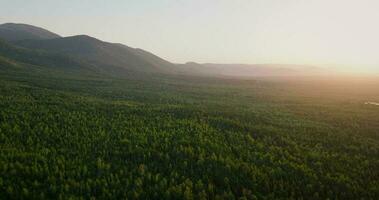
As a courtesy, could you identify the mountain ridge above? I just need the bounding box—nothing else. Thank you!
[13,33,176,74]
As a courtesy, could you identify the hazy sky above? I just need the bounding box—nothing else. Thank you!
[2,0,379,73]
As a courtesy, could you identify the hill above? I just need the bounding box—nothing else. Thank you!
[14,35,176,74]
[0,23,61,42]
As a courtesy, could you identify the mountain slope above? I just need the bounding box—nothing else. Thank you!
[0,23,61,42]
[14,35,176,73]
[0,39,95,73]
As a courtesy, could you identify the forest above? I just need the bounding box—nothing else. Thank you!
[0,67,378,199]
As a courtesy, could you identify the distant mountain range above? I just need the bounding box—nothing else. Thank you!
[177,62,328,77]
[0,23,326,77]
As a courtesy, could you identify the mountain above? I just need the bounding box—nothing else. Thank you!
[0,22,327,77]
[178,62,327,77]
[0,39,94,73]
[0,23,176,75]
[0,23,61,42]
[14,35,176,73]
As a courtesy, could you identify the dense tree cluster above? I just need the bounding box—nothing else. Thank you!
[0,70,378,199]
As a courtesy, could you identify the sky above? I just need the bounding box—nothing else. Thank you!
[1,0,379,74]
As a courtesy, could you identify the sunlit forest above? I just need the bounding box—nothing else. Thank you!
[1,67,378,199]
[1,0,379,198]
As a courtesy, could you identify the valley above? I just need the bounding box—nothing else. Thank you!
[0,23,378,199]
